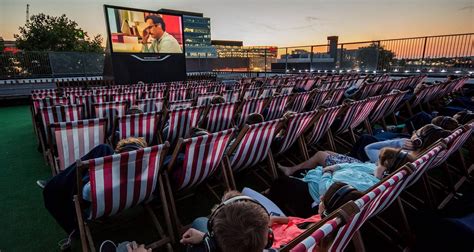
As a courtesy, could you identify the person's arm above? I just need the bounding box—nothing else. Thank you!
[180,228,206,245]
[365,139,407,163]
[270,216,289,225]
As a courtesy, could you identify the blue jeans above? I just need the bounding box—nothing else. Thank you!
[186,217,210,252]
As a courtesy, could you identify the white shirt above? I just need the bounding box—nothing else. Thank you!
[142,32,182,53]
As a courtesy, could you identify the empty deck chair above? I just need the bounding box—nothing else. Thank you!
[113,112,161,146]
[49,118,107,174]
[223,89,241,103]
[74,144,174,251]
[279,85,294,95]
[265,95,290,120]
[203,102,237,133]
[136,98,165,113]
[225,119,284,184]
[326,87,347,107]
[305,105,343,152]
[289,92,311,113]
[169,88,187,102]
[92,101,128,135]
[237,97,268,126]
[169,99,194,110]
[165,106,204,144]
[142,90,165,99]
[111,93,137,105]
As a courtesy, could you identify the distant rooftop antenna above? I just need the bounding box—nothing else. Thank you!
[26,4,30,23]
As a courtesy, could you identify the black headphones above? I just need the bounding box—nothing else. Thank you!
[205,195,274,251]
[412,125,443,148]
[322,184,357,217]
[385,150,409,177]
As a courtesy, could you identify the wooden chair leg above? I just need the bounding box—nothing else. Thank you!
[266,151,278,180]
[327,130,337,152]
[163,172,182,234]
[158,174,175,243]
[73,195,89,252]
[222,156,237,190]
[352,230,366,252]
[298,136,310,161]
[85,223,96,252]
[145,204,171,247]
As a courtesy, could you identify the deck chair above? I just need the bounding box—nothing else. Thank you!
[242,87,261,100]
[366,92,400,133]
[265,95,290,121]
[222,89,241,102]
[304,105,343,153]
[279,85,294,95]
[165,106,204,145]
[260,86,278,98]
[202,102,237,133]
[49,118,107,175]
[237,97,268,126]
[309,89,332,111]
[225,119,284,187]
[169,88,187,102]
[92,101,128,136]
[136,98,165,113]
[289,92,311,113]
[93,89,118,96]
[112,112,161,147]
[110,93,137,105]
[325,87,346,107]
[74,144,174,252]
[142,90,165,99]
[274,110,319,161]
[196,92,219,106]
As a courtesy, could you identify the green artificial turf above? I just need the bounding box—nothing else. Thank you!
[0,105,65,251]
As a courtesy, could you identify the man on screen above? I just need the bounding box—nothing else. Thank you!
[141,15,182,53]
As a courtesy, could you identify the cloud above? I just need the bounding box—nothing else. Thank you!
[305,16,321,22]
[459,5,473,11]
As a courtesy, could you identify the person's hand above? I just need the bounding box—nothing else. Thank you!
[126,241,151,252]
[141,30,150,44]
[402,139,415,150]
[323,165,338,173]
[180,228,205,245]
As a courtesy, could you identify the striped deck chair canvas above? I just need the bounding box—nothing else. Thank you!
[368,93,398,125]
[348,96,379,130]
[169,99,193,110]
[228,119,283,173]
[136,98,165,113]
[111,93,137,105]
[169,129,235,191]
[306,106,342,147]
[196,92,219,106]
[169,88,187,102]
[205,102,237,133]
[334,98,373,136]
[260,87,277,98]
[166,106,203,144]
[40,105,85,144]
[328,170,410,251]
[223,89,241,103]
[81,144,169,220]
[275,110,318,155]
[289,217,342,252]
[92,101,128,135]
[383,91,408,118]
[50,118,106,173]
[280,85,294,95]
[115,112,160,145]
[143,90,165,99]
[310,89,332,110]
[326,87,347,107]
[265,95,290,121]
[92,94,109,104]
[289,92,311,113]
[237,97,267,126]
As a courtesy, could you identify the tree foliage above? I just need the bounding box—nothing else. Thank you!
[356,43,395,70]
[14,13,104,53]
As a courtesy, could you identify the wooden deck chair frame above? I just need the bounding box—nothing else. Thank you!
[73,143,174,252]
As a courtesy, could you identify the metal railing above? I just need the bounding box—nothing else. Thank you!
[1,33,472,80]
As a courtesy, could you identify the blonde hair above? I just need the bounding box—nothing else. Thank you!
[115,137,147,153]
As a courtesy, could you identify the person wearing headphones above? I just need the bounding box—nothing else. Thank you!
[180,191,272,252]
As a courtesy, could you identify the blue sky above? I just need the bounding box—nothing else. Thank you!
[1,0,472,46]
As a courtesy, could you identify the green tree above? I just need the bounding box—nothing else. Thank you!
[14,13,103,52]
[356,43,395,70]
[0,37,4,51]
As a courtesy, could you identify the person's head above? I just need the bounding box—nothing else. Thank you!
[211,95,225,105]
[282,110,296,120]
[245,113,264,125]
[432,116,459,131]
[144,15,166,39]
[190,127,209,137]
[318,182,363,217]
[126,105,144,115]
[375,147,416,179]
[115,137,147,153]
[209,191,271,252]
[409,124,451,151]
[453,110,474,124]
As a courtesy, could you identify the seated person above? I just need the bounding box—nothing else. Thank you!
[40,138,147,237]
[210,95,225,105]
[432,116,460,131]
[453,110,474,125]
[273,147,415,217]
[272,110,297,147]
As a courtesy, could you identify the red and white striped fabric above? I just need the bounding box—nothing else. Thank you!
[290,217,342,252]
[40,104,85,143]
[169,88,187,102]
[276,110,318,155]
[349,96,379,130]
[196,92,219,106]
[260,87,277,98]
[265,95,290,121]
[32,97,69,116]
[187,86,207,100]
[368,93,397,124]
[142,90,165,99]
[280,85,294,95]
[325,87,346,107]
[310,89,332,110]
[86,144,168,219]
[136,98,165,113]
[334,98,373,135]
[243,87,261,99]
[329,170,409,251]
[306,106,342,146]
[93,89,118,96]
[383,91,408,118]
[223,89,241,103]
[93,101,128,119]
[117,112,160,145]
[229,119,283,172]
[111,93,137,105]
[166,106,203,144]
[410,86,432,108]
[290,92,311,113]
[52,118,107,172]
[169,99,193,110]
[31,89,57,97]
[205,102,237,133]
[431,125,472,169]
[171,129,235,191]
[91,95,109,104]
[405,144,444,188]
[238,97,267,126]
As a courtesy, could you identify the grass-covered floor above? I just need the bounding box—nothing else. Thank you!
[0,105,65,251]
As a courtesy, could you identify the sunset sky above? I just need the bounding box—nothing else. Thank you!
[1,0,473,47]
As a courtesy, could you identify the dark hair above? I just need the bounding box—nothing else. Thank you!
[432,116,459,131]
[454,110,474,125]
[323,182,363,214]
[379,147,416,175]
[245,113,264,125]
[212,191,269,252]
[145,15,166,31]
[414,124,451,150]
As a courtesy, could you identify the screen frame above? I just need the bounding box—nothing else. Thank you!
[103,4,186,55]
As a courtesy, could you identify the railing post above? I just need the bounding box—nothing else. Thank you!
[284,48,288,74]
[339,44,344,70]
[375,40,381,72]
[264,48,267,77]
[310,46,314,72]
[421,37,428,71]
